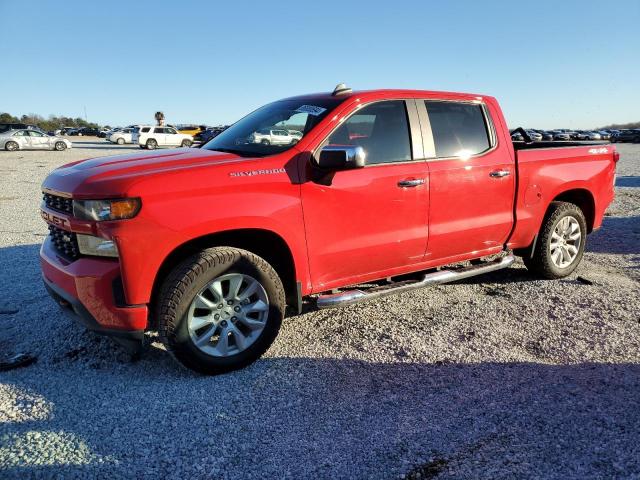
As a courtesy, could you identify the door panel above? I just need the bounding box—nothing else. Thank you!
[420,100,515,261]
[301,162,429,290]
[300,99,429,291]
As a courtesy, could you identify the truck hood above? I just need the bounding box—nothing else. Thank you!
[43,148,250,198]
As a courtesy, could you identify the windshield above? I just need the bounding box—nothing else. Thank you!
[202,98,344,157]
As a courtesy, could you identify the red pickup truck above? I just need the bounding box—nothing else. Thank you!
[40,85,618,374]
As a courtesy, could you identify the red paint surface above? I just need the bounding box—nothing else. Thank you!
[40,89,617,331]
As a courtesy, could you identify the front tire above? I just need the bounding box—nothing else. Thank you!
[5,141,19,151]
[181,139,192,147]
[157,247,285,375]
[54,141,66,151]
[116,138,125,145]
[523,201,587,279]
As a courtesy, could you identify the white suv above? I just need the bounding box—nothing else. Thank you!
[133,126,193,149]
[108,127,137,145]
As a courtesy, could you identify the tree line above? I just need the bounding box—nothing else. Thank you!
[0,112,103,131]
[597,121,640,130]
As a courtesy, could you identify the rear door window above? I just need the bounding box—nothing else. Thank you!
[424,101,491,158]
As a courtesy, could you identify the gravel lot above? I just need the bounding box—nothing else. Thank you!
[0,138,639,479]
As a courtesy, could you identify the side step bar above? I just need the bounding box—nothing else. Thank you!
[316,254,515,309]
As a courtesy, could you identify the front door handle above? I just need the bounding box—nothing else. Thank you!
[397,178,425,188]
[489,169,510,178]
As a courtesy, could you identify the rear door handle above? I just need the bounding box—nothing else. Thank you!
[397,178,425,188]
[489,170,510,178]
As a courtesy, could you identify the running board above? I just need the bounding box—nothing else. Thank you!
[316,254,515,309]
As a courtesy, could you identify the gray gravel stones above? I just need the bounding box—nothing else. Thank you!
[1,139,639,479]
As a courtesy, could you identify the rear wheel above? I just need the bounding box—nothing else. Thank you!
[261,139,270,145]
[54,141,66,151]
[5,141,19,151]
[157,247,285,375]
[146,138,158,150]
[523,201,587,279]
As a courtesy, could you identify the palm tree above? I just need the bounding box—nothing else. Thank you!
[155,111,165,126]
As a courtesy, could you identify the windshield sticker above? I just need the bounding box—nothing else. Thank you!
[295,105,327,116]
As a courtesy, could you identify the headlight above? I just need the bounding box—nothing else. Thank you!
[76,234,119,257]
[73,198,141,221]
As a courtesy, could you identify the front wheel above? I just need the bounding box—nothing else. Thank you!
[5,141,19,151]
[54,141,66,151]
[523,201,587,279]
[116,138,125,145]
[181,139,192,148]
[157,247,285,375]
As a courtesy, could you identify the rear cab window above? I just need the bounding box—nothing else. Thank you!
[424,101,492,158]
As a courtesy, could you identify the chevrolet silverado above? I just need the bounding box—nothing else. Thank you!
[40,84,618,374]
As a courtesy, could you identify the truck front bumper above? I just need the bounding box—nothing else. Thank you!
[40,238,148,353]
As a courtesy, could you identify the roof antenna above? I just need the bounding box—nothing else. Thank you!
[332,83,352,96]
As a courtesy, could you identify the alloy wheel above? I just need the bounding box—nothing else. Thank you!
[186,273,269,357]
[549,216,581,268]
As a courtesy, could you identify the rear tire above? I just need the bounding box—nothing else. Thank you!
[261,139,270,145]
[523,201,587,279]
[5,141,19,151]
[157,247,285,375]
[54,141,66,151]
[146,139,158,150]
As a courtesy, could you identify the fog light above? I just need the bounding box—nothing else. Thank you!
[77,234,119,258]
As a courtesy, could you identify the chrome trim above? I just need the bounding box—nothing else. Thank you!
[397,178,425,187]
[489,169,511,178]
[405,99,424,160]
[42,187,72,198]
[316,254,515,309]
[415,99,436,158]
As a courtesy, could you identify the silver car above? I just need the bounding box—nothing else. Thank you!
[1,129,72,151]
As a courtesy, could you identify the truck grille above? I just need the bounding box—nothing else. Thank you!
[43,192,73,214]
[48,225,80,261]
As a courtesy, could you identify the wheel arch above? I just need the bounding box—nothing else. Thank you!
[149,228,299,327]
[550,188,596,233]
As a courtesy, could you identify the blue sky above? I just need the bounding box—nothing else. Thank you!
[1,0,638,129]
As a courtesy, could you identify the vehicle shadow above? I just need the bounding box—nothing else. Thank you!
[587,215,640,255]
[616,176,640,188]
[2,357,639,479]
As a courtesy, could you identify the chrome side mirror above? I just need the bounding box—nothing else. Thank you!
[317,145,366,170]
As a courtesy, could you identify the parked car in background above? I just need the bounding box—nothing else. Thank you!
[69,127,100,136]
[194,126,228,145]
[611,129,640,143]
[1,129,72,151]
[249,128,299,145]
[574,131,602,140]
[108,127,137,145]
[97,128,113,138]
[525,130,543,141]
[132,126,193,149]
[552,131,572,141]
[177,125,207,136]
[538,130,554,141]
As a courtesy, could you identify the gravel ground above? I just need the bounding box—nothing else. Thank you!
[0,138,639,479]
